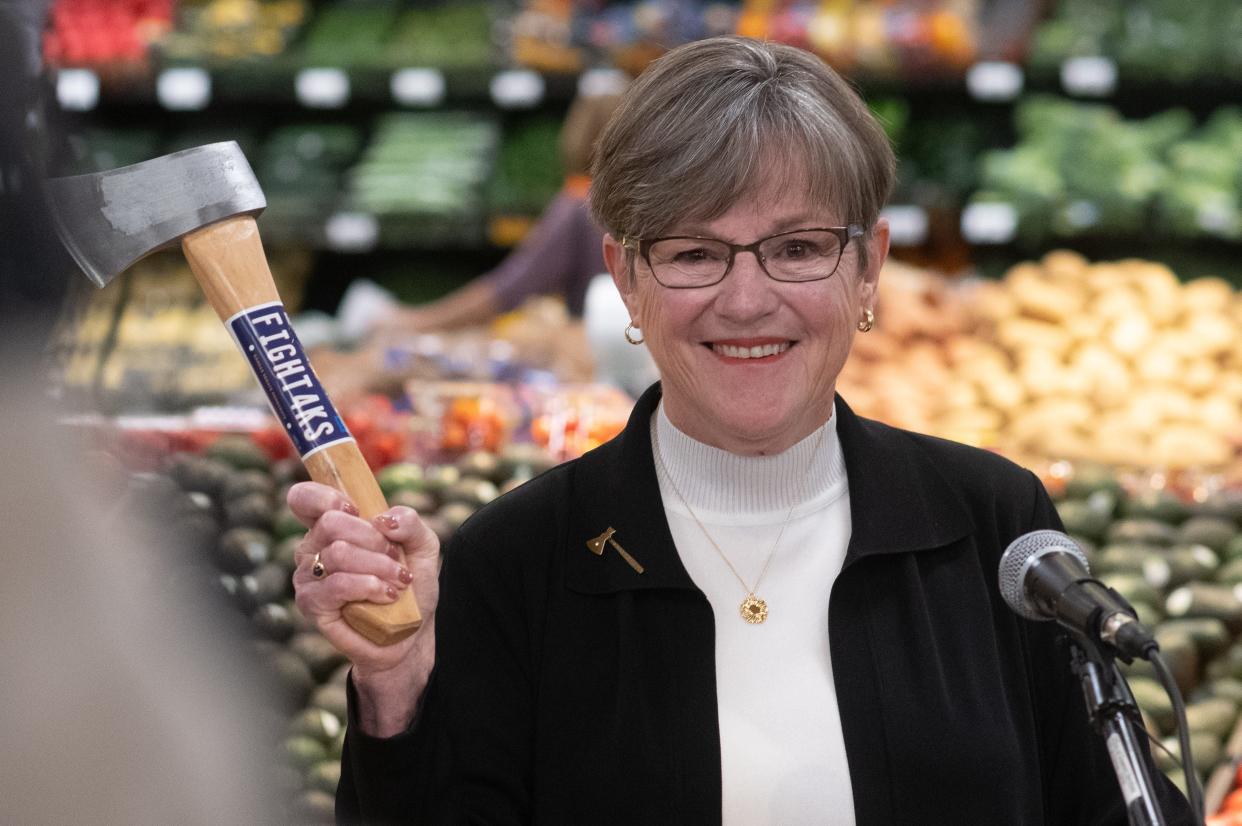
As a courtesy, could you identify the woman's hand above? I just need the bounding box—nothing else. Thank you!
[289,482,440,734]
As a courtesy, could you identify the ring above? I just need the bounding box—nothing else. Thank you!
[311,551,326,579]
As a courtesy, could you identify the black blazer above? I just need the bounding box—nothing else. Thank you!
[339,384,1192,825]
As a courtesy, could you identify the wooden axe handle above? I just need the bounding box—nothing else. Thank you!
[181,215,422,646]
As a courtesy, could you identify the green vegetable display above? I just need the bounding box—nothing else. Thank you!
[385,3,494,70]
[1029,0,1242,82]
[488,116,562,216]
[973,96,1242,243]
[342,112,499,246]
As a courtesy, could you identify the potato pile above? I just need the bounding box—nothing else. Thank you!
[840,252,1242,472]
[967,251,1242,470]
[837,260,973,436]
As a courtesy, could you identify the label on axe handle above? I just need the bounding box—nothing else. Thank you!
[228,302,353,459]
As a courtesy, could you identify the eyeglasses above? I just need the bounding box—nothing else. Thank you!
[622,225,864,289]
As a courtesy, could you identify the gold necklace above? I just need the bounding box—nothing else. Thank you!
[652,420,826,624]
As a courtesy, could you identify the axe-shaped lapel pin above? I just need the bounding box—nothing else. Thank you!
[586,527,644,574]
[48,142,421,647]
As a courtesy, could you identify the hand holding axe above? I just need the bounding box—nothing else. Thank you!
[50,141,421,646]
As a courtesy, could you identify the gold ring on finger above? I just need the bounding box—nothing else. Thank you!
[311,551,327,579]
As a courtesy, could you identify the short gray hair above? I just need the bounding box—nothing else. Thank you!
[590,36,895,271]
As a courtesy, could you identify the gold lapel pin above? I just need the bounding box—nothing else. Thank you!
[586,527,645,574]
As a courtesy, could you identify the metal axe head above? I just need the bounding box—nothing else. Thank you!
[48,141,266,288]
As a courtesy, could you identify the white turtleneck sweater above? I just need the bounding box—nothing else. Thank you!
[651,403,855,826]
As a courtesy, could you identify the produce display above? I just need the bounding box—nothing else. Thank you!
[96,390,1241,817]
[255,123,364,241]
[837,259,973,436]
[161,0,309,62]
[384,3,494,70]
[510,0,738,75]
[124,431,558,822]
[740,0,986,77]
[839,252,1242,475]
[57,251,312,412]
[340,112,498,247]
[968,252,1242,471]
[488,116,563,218]
[974,97,1242,243]
[1029,0,1242,82]
[298,3,397,68]
[1048,469,1242,797]
[44,0,174,67]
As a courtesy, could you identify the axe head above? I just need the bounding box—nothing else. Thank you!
[48,141,265,287]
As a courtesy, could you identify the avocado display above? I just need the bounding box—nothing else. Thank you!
[169,454,231,496]
[290,707,343,745]
[222,469,275,502]
[153,437,553,814]
[252,602,297,643]
[225,492,275,531]
[1053,469,1242,786]
[377,462,424,498]
[215,527,272,575]
[207,435,271,472]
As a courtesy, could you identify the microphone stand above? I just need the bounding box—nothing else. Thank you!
[1068,634,1167,826]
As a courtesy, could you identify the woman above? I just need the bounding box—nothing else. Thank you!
[290,37,1192,824]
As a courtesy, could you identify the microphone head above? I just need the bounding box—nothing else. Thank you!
[998,529,1091,621]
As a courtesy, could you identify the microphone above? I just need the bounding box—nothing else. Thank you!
[998,529,1158,660]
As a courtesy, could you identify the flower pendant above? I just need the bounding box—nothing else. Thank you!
[740,594,768,624]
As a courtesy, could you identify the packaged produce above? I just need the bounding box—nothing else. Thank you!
[44,0,174,67]
[161,0,309,62]
[741,0,985,78]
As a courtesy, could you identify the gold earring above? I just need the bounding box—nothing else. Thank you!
[857,308,875,333]
[624,323,644,345]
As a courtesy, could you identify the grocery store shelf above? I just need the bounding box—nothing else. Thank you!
[54,58,1242,116]
[53,62,586,113]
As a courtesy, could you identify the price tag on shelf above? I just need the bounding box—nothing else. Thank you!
[1196,202,1236,236]
[1061,56,1117,98]
[325,212,379,253]
[965,61,1024,102]
[880,205,929,247]
[960,202,1018,244]
[490,69,545,109]
[56,68,100,111]
[577,68,630,98]
[391,68,446,107]
[296,68,351,109]
[157,67,212,111]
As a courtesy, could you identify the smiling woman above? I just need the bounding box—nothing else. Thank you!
[290,36,1195,826]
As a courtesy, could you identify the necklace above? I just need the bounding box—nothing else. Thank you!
[651,419,826,624]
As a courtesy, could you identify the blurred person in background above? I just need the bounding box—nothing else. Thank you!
[1,2,285,822]
[370,89,623,335]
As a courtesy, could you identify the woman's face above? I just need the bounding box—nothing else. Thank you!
[605,185,889,455]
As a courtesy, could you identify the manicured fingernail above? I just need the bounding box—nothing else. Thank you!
[342,502,359,516]
[386,586,398,600]
[387,543,402,561]
[375,514,399,531]
[399,568,412,584]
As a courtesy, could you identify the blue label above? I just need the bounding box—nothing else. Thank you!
[228,302,352,458]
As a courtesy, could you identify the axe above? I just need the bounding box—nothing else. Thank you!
[49,141,421,646]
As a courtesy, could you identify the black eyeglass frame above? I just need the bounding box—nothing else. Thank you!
[621,224,866,289]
